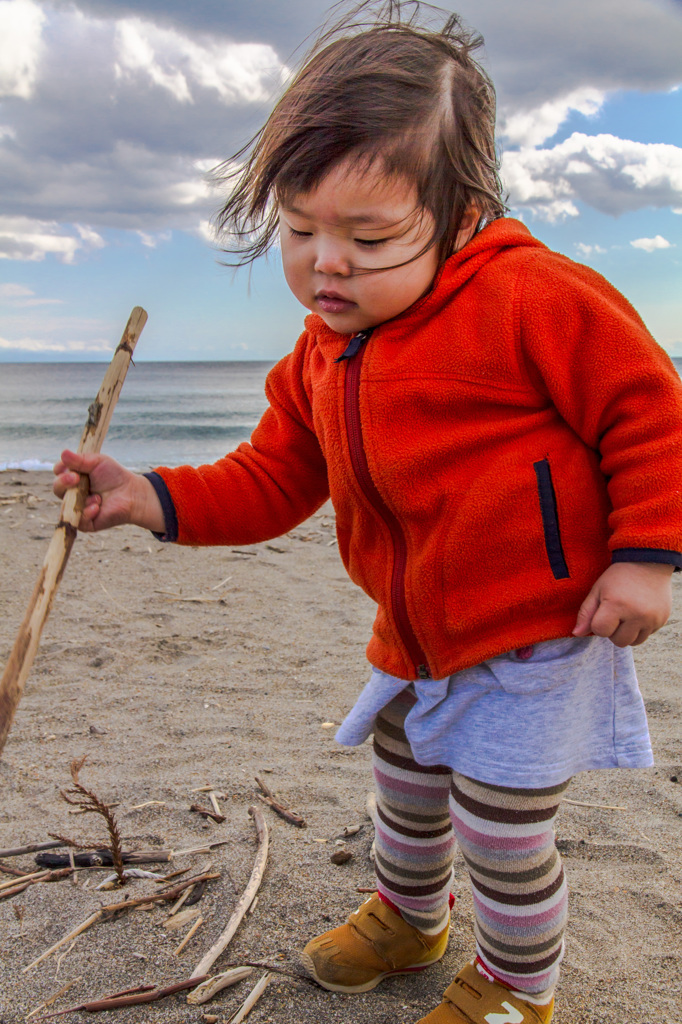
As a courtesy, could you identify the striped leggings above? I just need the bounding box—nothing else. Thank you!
[373,690,569,999]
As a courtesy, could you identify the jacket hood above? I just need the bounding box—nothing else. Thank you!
[304,217,547,340]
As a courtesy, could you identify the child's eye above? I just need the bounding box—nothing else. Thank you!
[355,237,387,248]
[289,228,312,239]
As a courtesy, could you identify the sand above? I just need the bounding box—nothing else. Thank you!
[0,469,680,1023]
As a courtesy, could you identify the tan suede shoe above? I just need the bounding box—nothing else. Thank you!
[416,963,554,1023]
[300,893,450,993]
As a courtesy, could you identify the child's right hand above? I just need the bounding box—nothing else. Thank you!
[53,450,165,534]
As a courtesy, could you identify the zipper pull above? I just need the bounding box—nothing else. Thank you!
[417,664,431,679]
[335,329,373,363]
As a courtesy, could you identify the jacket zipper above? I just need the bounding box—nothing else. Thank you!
[339,332,431,680]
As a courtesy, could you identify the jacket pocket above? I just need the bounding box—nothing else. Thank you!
[533,458,570,580]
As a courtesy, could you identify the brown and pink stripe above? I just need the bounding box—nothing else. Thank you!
[372,693,569,998]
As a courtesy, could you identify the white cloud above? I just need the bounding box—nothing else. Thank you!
[630,235,673,252]
[114,17,286,105]
[502,133,682,221]
[0,0,45,99]
[0,334,112,353]
[576,243,607,257]
[0,282,63,305]
[0,216,106,262]
[137,229,171,248]
[0,282,32,297]
[500,87,606,148]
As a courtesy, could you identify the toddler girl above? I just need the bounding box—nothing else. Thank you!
[54,3,682,1021]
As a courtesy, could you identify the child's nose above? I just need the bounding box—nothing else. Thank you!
[313,241,351,276]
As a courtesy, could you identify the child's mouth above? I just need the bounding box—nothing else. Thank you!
[316,292,356,314]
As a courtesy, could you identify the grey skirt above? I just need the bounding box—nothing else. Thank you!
[335,636,653,787]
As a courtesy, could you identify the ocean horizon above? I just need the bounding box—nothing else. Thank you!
[2,357,682,474]
[0,360,274,473]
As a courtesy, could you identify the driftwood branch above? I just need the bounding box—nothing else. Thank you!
[0,307,147,758]
[190,807,268,979]
[186,967,254,1005]
[255,776,306,828]
[33,978,209,1020]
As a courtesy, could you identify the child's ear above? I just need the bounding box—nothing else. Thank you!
[452,207,480,252]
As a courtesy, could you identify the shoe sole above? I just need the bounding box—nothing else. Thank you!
[300,948,446,994]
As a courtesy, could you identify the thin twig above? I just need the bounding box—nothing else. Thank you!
[190,807,268,978]
[32,979,207,1020]
[22,911,104,972]
[168,885,195,917]
[228,973,271,1023]
[26,977,83,1019]
[564,798,627,811]
[22,872,219,972]
[0,868,72,900]
[0,840,66,858]
[174,916,204,955]
[255,776,306,828]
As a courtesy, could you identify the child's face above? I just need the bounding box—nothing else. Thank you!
[279,158,440,333]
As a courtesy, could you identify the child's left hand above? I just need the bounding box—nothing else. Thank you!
[572,561,674,647]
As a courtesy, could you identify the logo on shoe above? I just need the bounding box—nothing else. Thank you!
[484,1004,524,1024]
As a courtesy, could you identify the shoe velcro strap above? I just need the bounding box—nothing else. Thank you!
[353,895,399,934]
[443,964,540,1024]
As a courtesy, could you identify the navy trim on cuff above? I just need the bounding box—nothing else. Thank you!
[612,547,682,571]
[144,471,178,543]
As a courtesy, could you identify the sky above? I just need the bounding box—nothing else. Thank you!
[0,0,681,362]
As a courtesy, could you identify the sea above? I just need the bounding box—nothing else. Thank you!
[2,358,682,473]
[0,361,274,473]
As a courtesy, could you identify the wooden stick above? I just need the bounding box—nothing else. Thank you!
[190,806,269,979]
[26,978,83,1020]
[186,967,254,1005]
[0,860,27,876]
[228,973,271,1023]
[0,868,72,900]
[22,911,104,972]
[168,884,195,917]
[563,798,627,811]
[33,978,209,1020]
[0,868,50,891]
[99,871,219,915]
[22,871,219,972]
[0,840,66,858]
[255,776,306,828]
[0,307,147,758]
[174,915,204,955]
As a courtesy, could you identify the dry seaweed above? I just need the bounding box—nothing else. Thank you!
[55,757,126,886]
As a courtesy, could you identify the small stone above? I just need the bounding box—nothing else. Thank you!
[330,849,353,865]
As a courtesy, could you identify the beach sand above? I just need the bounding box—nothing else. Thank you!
[0,469,680,1023]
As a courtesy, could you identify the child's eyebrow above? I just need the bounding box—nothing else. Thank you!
[282,203,399,228]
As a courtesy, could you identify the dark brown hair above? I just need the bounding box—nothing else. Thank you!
[213,0,506,268]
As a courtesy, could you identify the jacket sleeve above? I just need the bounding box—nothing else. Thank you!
[517,254,682,563]
[151,332,330,546]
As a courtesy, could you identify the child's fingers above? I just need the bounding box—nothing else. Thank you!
[571,589,599,636]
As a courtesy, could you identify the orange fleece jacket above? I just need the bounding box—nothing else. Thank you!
[153,219,682,680]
